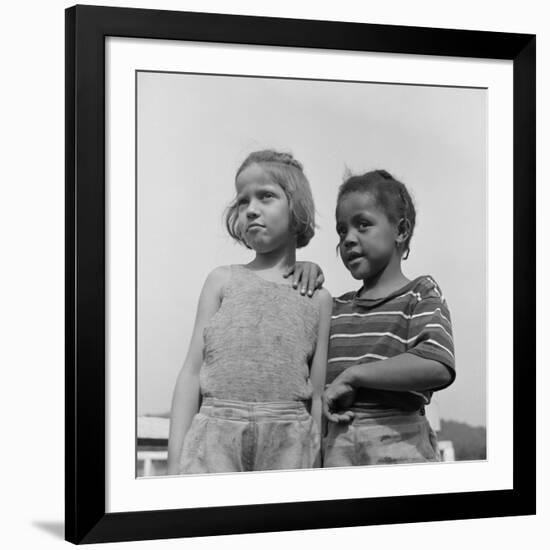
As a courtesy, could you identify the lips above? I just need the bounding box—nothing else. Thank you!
[246,223,265,232]
[345,251,363,263]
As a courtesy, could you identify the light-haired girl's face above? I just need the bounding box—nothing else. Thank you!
[336,191,399,281]
[235,164,293,253]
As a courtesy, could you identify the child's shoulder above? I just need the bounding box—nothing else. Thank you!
[333,290,357,302]
[207,264,232,279]
[409,275,446,302]
[333,290,357,304]
[313,287,332,309]
[203,265,233,291]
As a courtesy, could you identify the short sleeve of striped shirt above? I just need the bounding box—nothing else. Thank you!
[406,283,455,390]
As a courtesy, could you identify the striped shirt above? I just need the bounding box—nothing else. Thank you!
[328,275,455,412]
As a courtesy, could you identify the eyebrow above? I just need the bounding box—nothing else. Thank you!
[245,183,280,193]
[352,212,373,221]
[236,183,281,198]
[337,211,373,223]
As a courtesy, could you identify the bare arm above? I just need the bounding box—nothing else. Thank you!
[308,289,332,436]
[324,288,455,423]
[166,267,229,475]
[337,353,453,392]
[323,354,452,423]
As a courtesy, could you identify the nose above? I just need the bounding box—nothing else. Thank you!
[342,229,358,248]
[245,199,260,219]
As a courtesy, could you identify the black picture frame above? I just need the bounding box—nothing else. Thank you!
[65,4,536,544]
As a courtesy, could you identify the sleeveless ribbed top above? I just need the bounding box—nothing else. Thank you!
[200,265,321,401]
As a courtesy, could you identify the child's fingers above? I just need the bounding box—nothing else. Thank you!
[306,266,318,296]
[322,397,331,416]
[322,396,336,420]
[300,264,312,295]
[336,410,355,423]
[325,410,343,423]
[292,264,303,289]
[326,410,354,424]
[315,272,325,289]
[282,265,295,278]
[323,394,355,423]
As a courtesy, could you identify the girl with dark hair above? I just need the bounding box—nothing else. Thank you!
[290,169,456,466]
[322,169,456,466]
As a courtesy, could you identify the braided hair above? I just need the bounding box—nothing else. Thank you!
[337,169,416,259]
[235,150,304,177]
[226,150,316,249]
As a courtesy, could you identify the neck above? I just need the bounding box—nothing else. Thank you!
[248,242,297,272]
[360,256,409,299]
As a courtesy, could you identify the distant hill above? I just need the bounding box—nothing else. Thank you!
[439,419,486,460]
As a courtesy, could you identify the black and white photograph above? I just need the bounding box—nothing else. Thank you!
[135,71,487,477]
[58,3,537,545]
[2,0,544,547]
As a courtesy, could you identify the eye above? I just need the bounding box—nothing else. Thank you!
[358,220,370,230]
[336,225,347,237]
[237,197,249,207]
[260,191,275,200]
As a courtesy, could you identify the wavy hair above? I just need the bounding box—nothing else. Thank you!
[225,150,316,249]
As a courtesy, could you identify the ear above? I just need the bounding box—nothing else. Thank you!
[395,218,411,245]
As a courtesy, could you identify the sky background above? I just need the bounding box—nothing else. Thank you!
[136,71,487,427]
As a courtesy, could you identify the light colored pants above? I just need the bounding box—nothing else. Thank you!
[323,409,441,467]
[178,398,320,474]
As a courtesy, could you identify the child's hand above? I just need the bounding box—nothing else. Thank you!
[283,261,325,297]
[322,380,356,423]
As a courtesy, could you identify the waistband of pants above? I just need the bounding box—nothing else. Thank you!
[199,397,310,422]
[345,407,427,426]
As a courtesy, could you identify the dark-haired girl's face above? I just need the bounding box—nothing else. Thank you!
[336,191,399,281]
